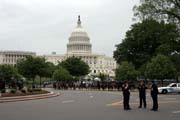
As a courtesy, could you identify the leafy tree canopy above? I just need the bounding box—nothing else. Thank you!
[115,61,139,81]
[0,64,19,82]
[52,66,72,82]
[134,0,180,26]
[145,54,176,80]
[16,56,47,80]
[113,19,180,69]
[43,62,55,78]
[59,56,90,77]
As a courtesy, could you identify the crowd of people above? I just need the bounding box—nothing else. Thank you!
[51,80,124,91]
[0,78,24,90]
[1,77,159,111]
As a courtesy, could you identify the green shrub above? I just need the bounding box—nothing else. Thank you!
[10,89,16,94]
[1,89,6,93]
[33,88,42,91]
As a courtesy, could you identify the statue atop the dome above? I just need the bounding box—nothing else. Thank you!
[77,15,81,26]
[78,15,81,22]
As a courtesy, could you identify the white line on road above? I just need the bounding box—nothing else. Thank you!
[62,100,75,103]
[90,96,94,98]
[164,98,177,100]
[172,111,180,114]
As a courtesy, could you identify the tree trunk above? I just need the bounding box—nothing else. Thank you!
[40,76,42,88]
[32,78,35,88]
[161,79,164,87]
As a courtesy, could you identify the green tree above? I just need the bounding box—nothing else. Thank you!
[52,66,72,82]
[17,56,36,80]
[145,55,176,85]
[44,62,55,78]
[115,61,139,81]
[16,56,47,87]
[0,64,19,87]
[34,57,48,87]
[134,0,180,26]
[59,56,90,77]
[170,54,180,77]
[113,19,180,69]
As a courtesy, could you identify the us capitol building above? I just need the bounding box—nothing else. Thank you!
[0,16,116,77]
[0,51,36,66]
[44,16,116,77]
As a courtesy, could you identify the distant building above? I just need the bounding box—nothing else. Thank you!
[0,51,36,66]
[44,16,116,77]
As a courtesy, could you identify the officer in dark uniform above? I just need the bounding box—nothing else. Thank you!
[138,80,147,108]
[122,81,131,110]
[151,81,158,111]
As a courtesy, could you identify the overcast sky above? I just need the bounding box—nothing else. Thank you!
[0,0,140,56]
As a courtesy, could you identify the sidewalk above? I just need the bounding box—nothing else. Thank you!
[0,91,60,103]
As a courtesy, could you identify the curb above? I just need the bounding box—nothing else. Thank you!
[0,92,60,103]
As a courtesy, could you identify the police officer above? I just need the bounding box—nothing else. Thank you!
[138,80,147,108]
[122,81,131,110]
[151,81,158,111]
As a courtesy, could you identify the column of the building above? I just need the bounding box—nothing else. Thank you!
[84,45,85,51]
[76,45,78,51]
[77,44,78,51]
[72,45,73,51]
[82,45,84,51]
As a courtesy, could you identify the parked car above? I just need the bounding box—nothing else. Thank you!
[158,83,180,94]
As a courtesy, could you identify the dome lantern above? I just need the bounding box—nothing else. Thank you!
[77,15,81,27]
[67,16,92,54]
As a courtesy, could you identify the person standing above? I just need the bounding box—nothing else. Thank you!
[151,81,158,111]
[138,80,147,108]
[122,81,131,110]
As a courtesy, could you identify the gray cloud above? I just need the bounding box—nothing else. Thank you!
[0,0,140,56]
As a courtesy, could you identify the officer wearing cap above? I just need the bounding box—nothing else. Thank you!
[138,80,147,108]
[151,80,158,111]
[122,81,131,110]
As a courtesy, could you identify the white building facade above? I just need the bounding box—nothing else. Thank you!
[44,16,116,77]
[0,51,36,66]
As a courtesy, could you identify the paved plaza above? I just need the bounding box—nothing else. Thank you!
[0,90,180,120]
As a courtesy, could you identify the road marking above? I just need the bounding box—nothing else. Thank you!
[107,92,121,95]
[107,101,123,106]
[172,111,180,114]
[62,100,75,103]
[158,100,180,104]
[107,100,180,107]
[164,98,176,100]
[90,96,94,98]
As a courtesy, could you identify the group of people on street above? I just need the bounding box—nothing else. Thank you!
[122,80,158,111]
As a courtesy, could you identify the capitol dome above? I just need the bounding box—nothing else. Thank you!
[67,16,92,54]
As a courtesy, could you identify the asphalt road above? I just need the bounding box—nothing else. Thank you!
[0,90,180,120]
